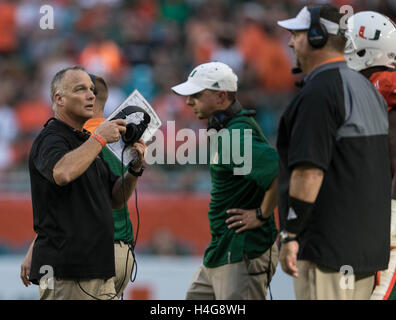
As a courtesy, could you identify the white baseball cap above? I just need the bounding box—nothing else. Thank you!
[171,62,238,96]
[277,6,340,35]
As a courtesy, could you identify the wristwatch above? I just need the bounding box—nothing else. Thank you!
[279,230,298,244]
[256,207,270,222]
[128,165,144,177]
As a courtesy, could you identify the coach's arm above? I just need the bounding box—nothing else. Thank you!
[226,177,278,233]
[111,139,147,210]
[279,164,324,277]
[53,120,126,186]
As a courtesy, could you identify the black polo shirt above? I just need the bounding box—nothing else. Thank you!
[277,61,391,273]
[29,118,117,283]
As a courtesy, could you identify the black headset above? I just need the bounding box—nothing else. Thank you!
[307,6,328,49]
[88,73,98,95]
[207,101,256,131]
[110,105,151,146]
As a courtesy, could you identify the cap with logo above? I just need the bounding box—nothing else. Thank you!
[171,62,238,96]
[277,6,339,35]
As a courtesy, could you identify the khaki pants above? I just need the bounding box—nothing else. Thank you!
[39,277,117,300]
[294,260,375,300]
[186,243,278,300]
[113,241,134,298]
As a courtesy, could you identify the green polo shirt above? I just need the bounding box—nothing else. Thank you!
[203,109,278,268]
[101,147,134,243]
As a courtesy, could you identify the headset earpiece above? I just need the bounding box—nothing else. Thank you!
[111,105,151,146]
[308,7,328,49]
[88,73,98,96]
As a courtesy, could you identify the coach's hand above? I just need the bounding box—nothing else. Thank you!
[95,119,127,143]
[279,240,299,278]
[225,208,264,233]
[129,139,147,171]
[20,250,33,287]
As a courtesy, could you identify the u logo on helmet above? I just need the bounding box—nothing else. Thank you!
[359,26,381,40]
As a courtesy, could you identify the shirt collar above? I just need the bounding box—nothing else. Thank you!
[45,118,91,140]
[305,56,346,84]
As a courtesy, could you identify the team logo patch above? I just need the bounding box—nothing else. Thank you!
[287,207,298,220]
[189,70,197,78]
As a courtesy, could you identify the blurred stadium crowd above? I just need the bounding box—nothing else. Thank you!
[0,0,395,194]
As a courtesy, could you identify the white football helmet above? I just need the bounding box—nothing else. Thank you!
[345,11,396,71]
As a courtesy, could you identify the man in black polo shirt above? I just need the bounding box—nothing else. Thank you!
[276,4,391,299]
[28,66,146,299]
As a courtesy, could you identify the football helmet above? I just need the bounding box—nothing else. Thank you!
[345,11,396,71]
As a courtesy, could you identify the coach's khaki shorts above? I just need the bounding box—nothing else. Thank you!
[186,243,278,300]
[113,240,134,298]
[294,260,375,300]
[39,277,117,300]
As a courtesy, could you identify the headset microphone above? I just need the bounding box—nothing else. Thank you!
[291,67,304,87]
[291,67,303,74]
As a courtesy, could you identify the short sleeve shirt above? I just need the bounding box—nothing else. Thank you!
[29,118,118,282]
[277,62,391,273]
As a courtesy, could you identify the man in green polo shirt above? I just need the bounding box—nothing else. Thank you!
[172,62,279,300]
[83,75,138,299]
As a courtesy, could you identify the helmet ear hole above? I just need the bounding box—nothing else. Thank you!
[357,49,366,57]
